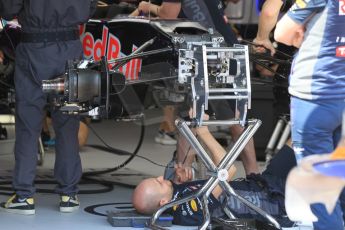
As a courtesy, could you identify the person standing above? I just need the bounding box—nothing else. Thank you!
[253,0,285,55]
[275,0,345,229]
[0,0,98,215]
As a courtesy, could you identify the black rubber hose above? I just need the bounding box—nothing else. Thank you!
[82,116,145,177]
[0,116,145,195]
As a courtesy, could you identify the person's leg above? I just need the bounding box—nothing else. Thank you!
[0,46,47,214]
[51,110,81,196]
[12,48,46,198]
[230,125,259,175]
[262,138,297,181]
[159,105,176,133]
[175,133,196,167]
[209,100,259,175]
[290,97,345,230]
[51,108,81,213]
[155,105,177,145]
[78,117,91,148]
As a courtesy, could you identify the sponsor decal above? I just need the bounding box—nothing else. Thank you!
[340,0,345,15]
[295,0,306,8]
[336,46,345,57]
[80,25,142,80]
[185,202,194,216]
[190,199,198,212]
[243,193,261,207]
[189,186,198,190]
[336,36,345,43]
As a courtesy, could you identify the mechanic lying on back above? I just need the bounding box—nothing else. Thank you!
[132,114,296,227]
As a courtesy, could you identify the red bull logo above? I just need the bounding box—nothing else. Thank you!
[336,46,345,57]
[340,0,345,15]
[80,25,142,80]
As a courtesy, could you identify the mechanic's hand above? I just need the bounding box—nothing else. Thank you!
[188,108,210,135]
[138,1,151,14]
[253,37,276,56]
[174,163,193,184]
[0,50,4,64]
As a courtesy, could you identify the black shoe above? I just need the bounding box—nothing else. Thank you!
[59,195,80,213]
[0,194,35,215]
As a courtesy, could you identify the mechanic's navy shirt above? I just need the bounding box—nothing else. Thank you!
[168,180,220,226]
[287,0,345,100]
[179,0,238,45]
[0,0,97,33]
[168,176,290,227]
[203,0,238,45]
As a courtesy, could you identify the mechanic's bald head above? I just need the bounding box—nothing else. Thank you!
[132,176,173,214]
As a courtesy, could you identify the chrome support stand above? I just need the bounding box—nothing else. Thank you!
[149,118,281,230]
[265,115,291,164]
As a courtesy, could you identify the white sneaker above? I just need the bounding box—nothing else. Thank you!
[154,131,177,145]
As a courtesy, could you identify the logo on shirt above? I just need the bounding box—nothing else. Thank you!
[190,199,198,212]
[336,46,345,57]
[295,0,307,9]
[182,0,214,28]
[340,0,345,15]
[336,36,345,43]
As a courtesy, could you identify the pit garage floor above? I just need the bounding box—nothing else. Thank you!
[0,108,318,230]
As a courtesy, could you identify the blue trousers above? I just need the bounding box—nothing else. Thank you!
[13,41,82,198]
[291,96,345,230]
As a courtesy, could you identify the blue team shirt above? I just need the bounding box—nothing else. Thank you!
[287,0,345,100]
[168,180,220,226]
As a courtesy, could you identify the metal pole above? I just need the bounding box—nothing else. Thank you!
[266,119,285,152]
[275,121,291,153]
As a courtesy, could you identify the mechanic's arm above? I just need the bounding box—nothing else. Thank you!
[131,1,181,19]
[253,0,283,55]
[0,0,23,20]
[196,125,237,199]
[274,14,304,48]
[174,163,194,184]
[157,1,180,19]
[274,0,327,48]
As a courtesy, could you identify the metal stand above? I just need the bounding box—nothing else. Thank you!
[148,43,281,230]
[37,137,45,166]
[149,118,281,230]
[265,115,290,163]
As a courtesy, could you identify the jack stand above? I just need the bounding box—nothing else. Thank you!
[148,118,281,230]
[265,115,290,164]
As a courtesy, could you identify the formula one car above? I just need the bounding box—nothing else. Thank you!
[42,17,252,125]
